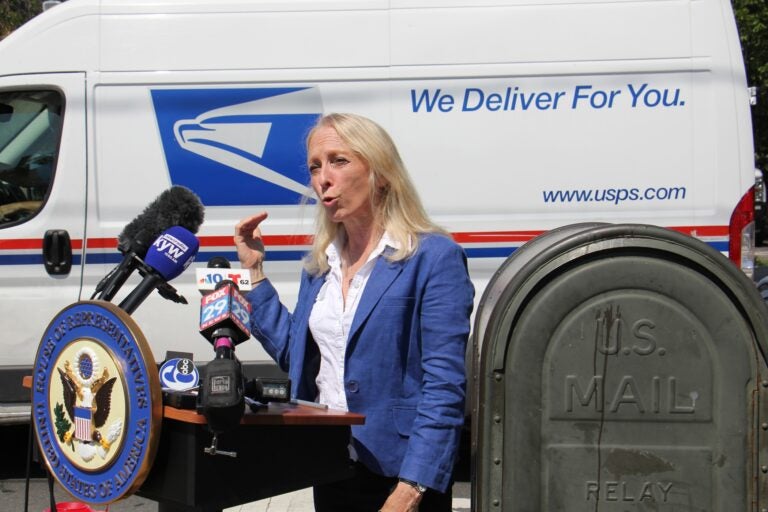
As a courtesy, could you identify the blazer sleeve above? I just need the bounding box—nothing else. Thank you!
[245,272,314,372]
[399,238,475,492]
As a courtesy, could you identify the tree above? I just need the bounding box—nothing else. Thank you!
[0,0,39,40]
[733,0,768,171]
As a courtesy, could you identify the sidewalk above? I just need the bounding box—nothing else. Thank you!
[0,479,471,511]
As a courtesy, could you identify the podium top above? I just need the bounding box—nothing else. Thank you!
[24,375,363,427]
[164,402,365,426]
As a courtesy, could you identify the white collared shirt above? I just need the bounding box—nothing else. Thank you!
[308,232,397,411]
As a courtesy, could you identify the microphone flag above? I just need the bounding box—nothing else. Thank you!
[199,282,251,344]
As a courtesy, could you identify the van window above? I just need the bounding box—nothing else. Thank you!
[0,90,62,226]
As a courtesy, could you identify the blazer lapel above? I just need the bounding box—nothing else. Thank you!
[347,254,404,346]
[299,273,327,324]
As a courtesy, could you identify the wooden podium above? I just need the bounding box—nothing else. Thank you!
[24,372,363,512]
[137,403,365,512]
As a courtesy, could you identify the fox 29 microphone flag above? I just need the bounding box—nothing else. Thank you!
[199,281,252,345]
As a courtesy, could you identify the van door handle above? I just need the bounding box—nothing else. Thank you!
[43,229,72,276]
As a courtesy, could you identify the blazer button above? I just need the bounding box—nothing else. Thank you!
[346,380,359,393]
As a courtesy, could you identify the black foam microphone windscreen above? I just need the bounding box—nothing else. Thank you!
[93,186,204,302]
[118,185,205,257]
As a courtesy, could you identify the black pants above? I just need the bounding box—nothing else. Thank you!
[313,462,452,512]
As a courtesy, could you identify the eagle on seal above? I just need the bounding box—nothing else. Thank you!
[56,348,122,462]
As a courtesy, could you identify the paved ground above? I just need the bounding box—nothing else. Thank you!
[1,478,471,511]
[0,422,472,511]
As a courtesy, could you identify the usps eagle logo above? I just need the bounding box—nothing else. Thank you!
[151,87,323,207]
[54,347,124,464]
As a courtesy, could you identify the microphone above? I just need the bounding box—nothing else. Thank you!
[118,226,200,314]
[197,260,251,448]
[197,258,288,455]
[94,186,204,302]
[197,277,289,445]
[198,261,252,345]
[198,333,245,440]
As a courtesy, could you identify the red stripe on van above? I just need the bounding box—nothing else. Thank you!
[85,235,316,249]
[452,231,546,243]
[86,238,117,249]
[668,225,729,237]
[199,235,314,247]
[0,239,42,250]
[0,227,729,253]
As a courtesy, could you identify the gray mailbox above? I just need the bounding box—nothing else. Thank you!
[473,224,768,511]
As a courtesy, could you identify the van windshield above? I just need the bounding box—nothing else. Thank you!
[0,90,62,226]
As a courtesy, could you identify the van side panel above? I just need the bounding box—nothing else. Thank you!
[0,0,755,419]
[98,3,390,72]
[390,1,692,65]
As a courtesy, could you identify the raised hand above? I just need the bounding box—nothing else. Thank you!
[234,211,268,283]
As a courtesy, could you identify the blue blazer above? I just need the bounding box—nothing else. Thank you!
[245,233,474,492]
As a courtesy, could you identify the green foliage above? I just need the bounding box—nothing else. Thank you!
[54,402,72,443]
[0,0,39,40]
[733,0,768,170]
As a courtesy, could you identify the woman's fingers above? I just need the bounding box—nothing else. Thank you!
[235,211,268,269]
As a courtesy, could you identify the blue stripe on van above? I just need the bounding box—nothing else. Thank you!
[0,254,83,265]
[464,247,518,258]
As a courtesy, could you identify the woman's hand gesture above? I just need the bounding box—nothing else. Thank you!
[234,211,268,283]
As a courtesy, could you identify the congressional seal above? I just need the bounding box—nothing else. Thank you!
[31,300,162,505]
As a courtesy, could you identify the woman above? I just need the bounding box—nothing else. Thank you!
[235,113,474,512]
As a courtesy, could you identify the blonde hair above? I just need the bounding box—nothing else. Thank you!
[304,113,445,275]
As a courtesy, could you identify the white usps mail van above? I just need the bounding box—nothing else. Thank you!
[0,0,757,422]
